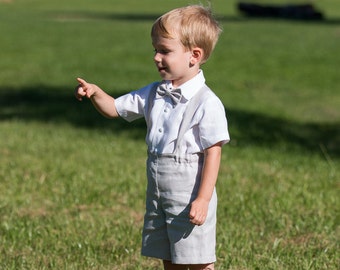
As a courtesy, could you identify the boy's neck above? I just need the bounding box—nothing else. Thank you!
[171,68,201,88]
[170,69,202,88]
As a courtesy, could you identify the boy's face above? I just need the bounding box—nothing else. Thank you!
[152,33,200,88]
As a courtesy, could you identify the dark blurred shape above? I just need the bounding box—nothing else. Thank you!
[238,2,324,20]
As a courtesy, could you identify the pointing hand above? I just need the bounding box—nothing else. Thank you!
[75,78,96,101]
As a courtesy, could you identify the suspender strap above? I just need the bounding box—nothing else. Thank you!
[173,85,209,154]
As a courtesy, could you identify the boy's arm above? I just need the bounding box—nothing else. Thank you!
[189,142,222,225]
[75,78,119,118]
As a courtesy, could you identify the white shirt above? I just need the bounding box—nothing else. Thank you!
[115,71,230,154]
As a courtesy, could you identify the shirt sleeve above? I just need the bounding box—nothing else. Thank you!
[115,82,158,122]
[198,93,230,149]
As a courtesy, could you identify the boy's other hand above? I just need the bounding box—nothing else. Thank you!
[189,197,209,226]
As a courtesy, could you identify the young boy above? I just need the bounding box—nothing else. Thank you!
[75,5,229,270]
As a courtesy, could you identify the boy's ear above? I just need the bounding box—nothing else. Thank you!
[190,47,203,65]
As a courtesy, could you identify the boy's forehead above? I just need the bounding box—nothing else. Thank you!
[152,35,181,47]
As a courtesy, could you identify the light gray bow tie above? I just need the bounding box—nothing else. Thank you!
[156,85,182,105]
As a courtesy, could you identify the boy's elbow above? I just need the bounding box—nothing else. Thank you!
[103,109,120,119]
[96,99,119,118]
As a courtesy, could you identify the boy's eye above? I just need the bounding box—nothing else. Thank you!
[154,49,169,54]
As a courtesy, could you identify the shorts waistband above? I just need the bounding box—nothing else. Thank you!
[147,151,204,163]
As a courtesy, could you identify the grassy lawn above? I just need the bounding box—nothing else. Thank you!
[0,0,339,269]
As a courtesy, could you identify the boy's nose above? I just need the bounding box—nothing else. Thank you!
[153,53,161,63]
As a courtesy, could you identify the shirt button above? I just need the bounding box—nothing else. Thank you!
[164,108,168,113]
[158,128,163,133]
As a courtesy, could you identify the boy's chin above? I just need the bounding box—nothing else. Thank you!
[159,74,171,81]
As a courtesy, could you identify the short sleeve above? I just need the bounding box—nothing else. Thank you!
[198,94,230,149]
[115,82,157,122]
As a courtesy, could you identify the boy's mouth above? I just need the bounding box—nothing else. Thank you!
[157,66,167,72]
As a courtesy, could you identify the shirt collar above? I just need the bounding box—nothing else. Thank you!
[163,70,206,101]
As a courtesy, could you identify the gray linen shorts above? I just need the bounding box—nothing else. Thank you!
[141,153,217,264]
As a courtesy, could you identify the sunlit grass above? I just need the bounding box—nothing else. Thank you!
[0,0,339,269]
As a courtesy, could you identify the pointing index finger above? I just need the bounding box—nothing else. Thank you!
[77,77,87,86]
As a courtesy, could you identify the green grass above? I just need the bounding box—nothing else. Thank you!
[0,0,339,269]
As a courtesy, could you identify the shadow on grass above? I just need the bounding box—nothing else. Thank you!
[0,85,147,140]
[228,110,339,158]
[0,85,339,158]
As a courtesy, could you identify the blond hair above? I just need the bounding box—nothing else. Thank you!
[151,5,222,64]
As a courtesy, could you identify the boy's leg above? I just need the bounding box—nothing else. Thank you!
[163,261,214,270]
[163,260,187,270]
[188,263,214,270]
